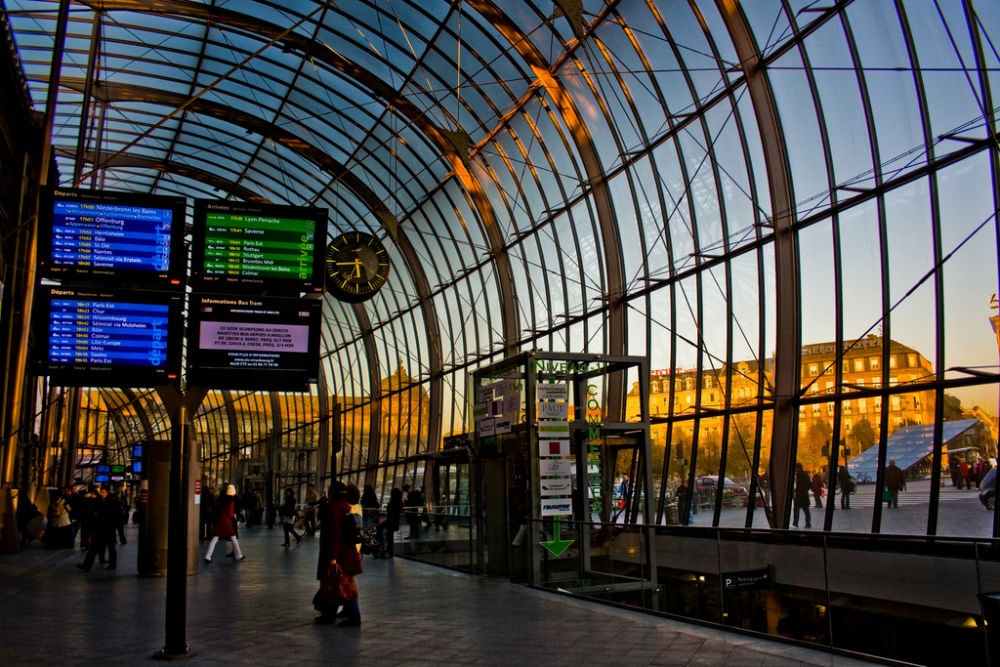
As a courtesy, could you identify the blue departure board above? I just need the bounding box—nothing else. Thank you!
[33,286,184,387]
[48,298,170,366]
[50,200,172,271]
[38,187,187,290]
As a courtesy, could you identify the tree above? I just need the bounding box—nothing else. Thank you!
[800,420,832,470]
[851,418,876,455]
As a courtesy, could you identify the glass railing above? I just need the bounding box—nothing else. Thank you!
[529,519,1000,665]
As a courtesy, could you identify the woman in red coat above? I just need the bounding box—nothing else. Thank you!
[314,481,362,626]
[203,484,244,563]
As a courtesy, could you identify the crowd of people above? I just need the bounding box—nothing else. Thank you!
[14,484,131,562]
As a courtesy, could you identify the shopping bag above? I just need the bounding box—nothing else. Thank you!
[312,561,357,610]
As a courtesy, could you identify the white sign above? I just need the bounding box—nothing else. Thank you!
[541,498,574,517]
[495,416,512,434]
[478,417,496,437]
[538,421,569,437]
[540,458,573,476]
[540,477,573,496]
[495,379,511,397]
[538,402,569,420]
[539,439,571,457]
[537,382,568,401]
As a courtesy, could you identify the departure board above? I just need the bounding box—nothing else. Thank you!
[190,200,328,296]
[38,187,187,289]
[33,286,184,387]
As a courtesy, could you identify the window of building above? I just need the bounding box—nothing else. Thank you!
[870,357,879,370]
[891,396,901,410]
[908,354,917,367]
[844,401,853,414]
[858,398,867,413]
[889,355,897,369]
[808,363,819,376]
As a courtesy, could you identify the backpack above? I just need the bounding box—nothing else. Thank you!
[341,512,362,545]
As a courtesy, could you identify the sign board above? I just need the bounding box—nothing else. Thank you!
[540,477,572,496]
[539,439,571,457]
[540,497,574,517]
[538,402,569,420]
[721,567,772,592]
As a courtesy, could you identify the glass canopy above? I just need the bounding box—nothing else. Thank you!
[4,0,1000,537]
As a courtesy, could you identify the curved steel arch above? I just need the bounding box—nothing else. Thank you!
[54,147,268,203]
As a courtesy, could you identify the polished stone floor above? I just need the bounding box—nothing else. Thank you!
[0,524,887,667]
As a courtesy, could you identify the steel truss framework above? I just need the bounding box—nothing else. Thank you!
[1,0,999,538]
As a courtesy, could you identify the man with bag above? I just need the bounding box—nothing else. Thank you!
[313,481,363,626]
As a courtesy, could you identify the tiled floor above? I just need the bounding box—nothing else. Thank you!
[0,525,886,666]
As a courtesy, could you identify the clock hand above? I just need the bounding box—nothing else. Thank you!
[334,259,363,278]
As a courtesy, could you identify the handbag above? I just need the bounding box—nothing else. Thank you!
[312,561,357,610]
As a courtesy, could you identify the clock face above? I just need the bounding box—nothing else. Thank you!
[325,231,390,302]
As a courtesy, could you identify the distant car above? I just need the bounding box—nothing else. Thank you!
[695,475,750,508]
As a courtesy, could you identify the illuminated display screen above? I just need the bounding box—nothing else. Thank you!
[190,199,327,296]
[33,286,184,387]
[38,186,187,289]
[186,294,321,390]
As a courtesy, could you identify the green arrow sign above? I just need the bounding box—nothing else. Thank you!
[539,516,574,556]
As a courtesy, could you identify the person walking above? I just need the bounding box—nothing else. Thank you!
[378,487,403,558]
[885,459,905,509]
[838,464,853,510]
[113,488,130,544]
[793,463,812,528]
[76,485,119,571]
[810,470,825,508]
[44,488,74,549]
[200,483,216,541]
[303,483,319,537]
[360,484,380,532]
[314,481,363,626]
[404,484,424,539]
[279,487,302,547]
[204,484,244,563]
